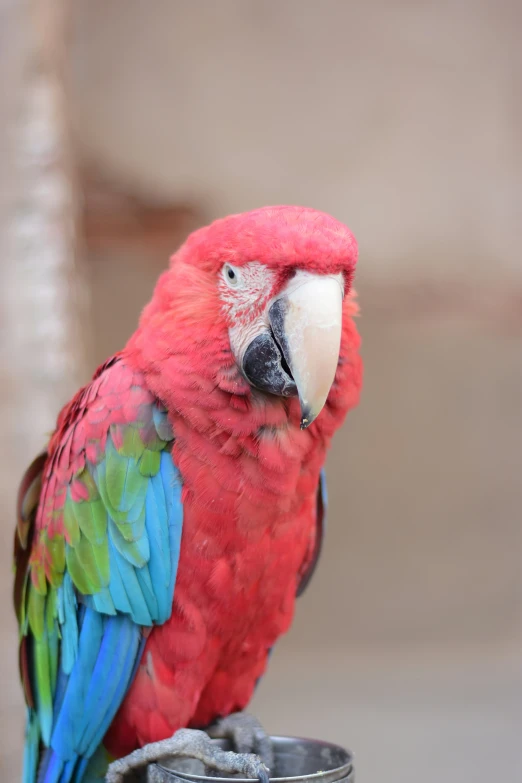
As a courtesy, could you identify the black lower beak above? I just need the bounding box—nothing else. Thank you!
[242,315,298,399]
[238,273,343,429]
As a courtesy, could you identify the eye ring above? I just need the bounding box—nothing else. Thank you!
[223,264,239,286]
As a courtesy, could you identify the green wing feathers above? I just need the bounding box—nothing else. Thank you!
[13,357,183,782]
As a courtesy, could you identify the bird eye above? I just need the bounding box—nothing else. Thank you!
[223,264,239,286]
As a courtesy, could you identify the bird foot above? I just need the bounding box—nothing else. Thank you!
[206,711,274,773]
[105,725,270,783]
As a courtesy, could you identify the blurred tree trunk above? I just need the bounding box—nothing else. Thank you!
[4,0,91,461]
[0,0,90,778]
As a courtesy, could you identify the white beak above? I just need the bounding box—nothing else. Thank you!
[271,270,344,427]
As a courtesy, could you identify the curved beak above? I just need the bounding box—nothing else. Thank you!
[241,271,344,428]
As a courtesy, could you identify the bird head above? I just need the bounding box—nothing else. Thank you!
[133,205,359,429]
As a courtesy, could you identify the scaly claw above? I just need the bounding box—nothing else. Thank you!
[105,727,270,782]
[207,712,274,773]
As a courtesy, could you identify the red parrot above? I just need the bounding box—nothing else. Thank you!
[14,206,362,782]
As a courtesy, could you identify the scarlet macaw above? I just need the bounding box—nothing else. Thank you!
[14,206,362,782]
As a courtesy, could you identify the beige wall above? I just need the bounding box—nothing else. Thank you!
[0,2,521,781]
[70,0,521,284]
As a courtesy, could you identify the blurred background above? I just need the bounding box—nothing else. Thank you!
[1,1,521,781]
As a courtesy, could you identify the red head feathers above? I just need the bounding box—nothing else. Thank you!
[127,205,361,433]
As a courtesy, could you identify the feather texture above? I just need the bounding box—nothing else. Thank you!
[13,357,183,782]
[14,206,363,782]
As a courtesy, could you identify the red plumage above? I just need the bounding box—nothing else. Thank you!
[23,206,363,760]
[106,207,362,753]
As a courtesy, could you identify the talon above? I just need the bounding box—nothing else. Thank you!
[207,711,274,771]
[257,764,270,783]
[107,726,270,781]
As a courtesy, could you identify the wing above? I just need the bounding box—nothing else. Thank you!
[296,469,327,597]
[13,356,183,783]
[254,469,327,693]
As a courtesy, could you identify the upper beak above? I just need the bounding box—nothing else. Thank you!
[241,271,344,428]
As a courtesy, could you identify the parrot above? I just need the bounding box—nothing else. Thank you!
[13,205,362,783]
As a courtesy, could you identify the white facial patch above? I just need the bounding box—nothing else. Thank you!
[223,265,345,425]
[219,261,277,323]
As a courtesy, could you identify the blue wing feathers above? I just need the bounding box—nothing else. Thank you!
[78,616,130,749]
[39,612,142,783]
[79,615,140,756]
[51,608,104,760]
[37,751,64,783]
[91,587,116,616]
[83,621,141,757]
[146,465,171,621]
[135,563,160,620]
[105,542,133,616]
[296,469,327,598]
[162,453,183,607]
[110,544,153,626]
[23,710,39,783]
[24,433,184,783]
[319,468,328,516]
[108,515,150,568]
[58,575,80,674]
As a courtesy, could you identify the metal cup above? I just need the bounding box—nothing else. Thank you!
[147,736,354,783]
